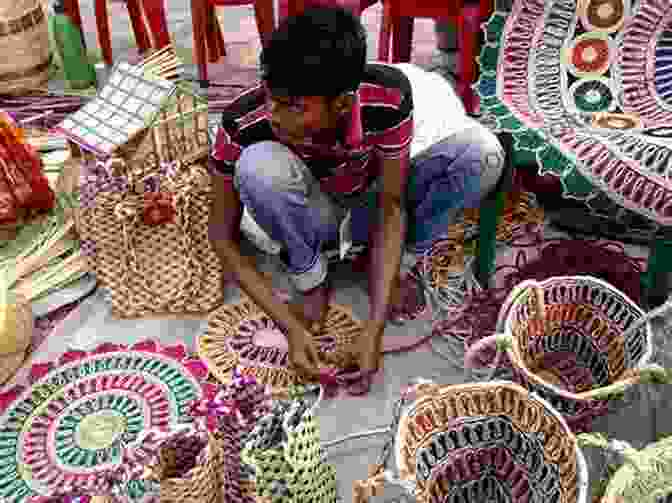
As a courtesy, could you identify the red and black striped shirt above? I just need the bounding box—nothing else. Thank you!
[211,63,413,200]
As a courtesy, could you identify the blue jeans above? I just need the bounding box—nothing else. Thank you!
[234,124,504,292]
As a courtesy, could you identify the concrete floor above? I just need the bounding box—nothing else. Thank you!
[13,2,672,501]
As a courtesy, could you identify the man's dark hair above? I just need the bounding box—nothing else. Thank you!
[259,5,368,99]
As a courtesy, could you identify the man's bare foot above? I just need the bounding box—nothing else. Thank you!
[288,282,331,333]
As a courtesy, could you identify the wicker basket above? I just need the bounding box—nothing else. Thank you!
[354,381,589,503]
[0,0,51,95]
[465,276,659,432]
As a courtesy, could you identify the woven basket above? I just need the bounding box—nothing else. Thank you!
[465,276,658,432]
[78,159,225,318]
[198,296,361,393]
[0,292,32,385]
[0,0,50,95]
[134,430,223,503]
[578,433,672,503]
[354,381,589,503]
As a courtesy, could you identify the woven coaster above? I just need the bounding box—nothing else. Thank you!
[198,296,361,393]
[0,339,210,502]
[394,381,589,503]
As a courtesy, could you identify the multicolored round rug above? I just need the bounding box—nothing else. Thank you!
[476,0,672,235]
[198,297,361,392]
[0,340,210,503]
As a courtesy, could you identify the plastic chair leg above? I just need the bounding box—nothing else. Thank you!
[642,227,672,309]
[253,0,276,47]
[191,0,209,83]
[141,0,172,49]
[94,0,114,66]
[126,0,152,52]
[475,132,514,288]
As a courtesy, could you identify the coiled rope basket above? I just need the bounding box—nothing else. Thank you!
[465,276,666,432]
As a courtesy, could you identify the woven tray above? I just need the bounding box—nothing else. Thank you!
[391,381,589,503]
[197,297,361,393]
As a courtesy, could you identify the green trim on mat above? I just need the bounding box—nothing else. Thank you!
[474,11,600,204]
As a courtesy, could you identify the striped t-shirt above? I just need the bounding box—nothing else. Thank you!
[211,62,414,201]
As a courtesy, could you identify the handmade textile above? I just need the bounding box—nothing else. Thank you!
[189,371,271,503]
[0,0,50,95]
[0,112,55,225]
[357,380,589,503]
[198,297,360,392]
[476,0,672,235]
[242,387,338,503]
[578,433,672,503]
[78,159,224,318]
[465,276,657,432]
[0,340,210,502]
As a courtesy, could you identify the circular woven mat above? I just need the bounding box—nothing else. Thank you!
[198,297,361,392]
[0,340,210,502]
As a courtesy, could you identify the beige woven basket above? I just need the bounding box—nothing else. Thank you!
[79,161,225,318]
[145,432,224,503]
[0,0,51,95]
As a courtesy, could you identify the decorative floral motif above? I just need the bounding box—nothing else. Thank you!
[0,340,209,503]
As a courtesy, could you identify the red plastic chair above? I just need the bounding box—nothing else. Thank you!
[63,0,158,66]
[191,0,275,84]
[279,0,378,20]
[377,0,492,114]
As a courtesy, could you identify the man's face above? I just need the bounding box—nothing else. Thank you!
[263,84,343,143]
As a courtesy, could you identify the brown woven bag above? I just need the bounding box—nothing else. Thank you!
[145,431,224,503]
[0,0,50,95]
[79,160,225,318]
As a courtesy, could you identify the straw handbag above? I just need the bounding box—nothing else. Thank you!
[78,159,225,318]
[352,380,590,503]
[121,426,224,503]
[0,0,50,95]
[242,385,338,503]
[465,276,668,432]
[578,433,672,503]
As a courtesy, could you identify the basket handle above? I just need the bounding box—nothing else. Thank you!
[463,333,513,380]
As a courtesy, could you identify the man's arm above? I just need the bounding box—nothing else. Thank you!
[366,154,410,342]
[208,175,319,376]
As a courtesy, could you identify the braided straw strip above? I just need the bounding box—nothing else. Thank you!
[394,381,582,503]
[198,296,361,393]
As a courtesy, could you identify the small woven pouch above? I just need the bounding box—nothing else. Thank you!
[577,433,672,503]
[242,385,338,503]
[464,276,670,431]
[119,425,223,503]
[352,380,589,503]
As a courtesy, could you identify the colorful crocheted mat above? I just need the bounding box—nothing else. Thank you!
[0,340,210,503]
[197,297,361,393]
[393,381,589,503]
[476,0,672,232]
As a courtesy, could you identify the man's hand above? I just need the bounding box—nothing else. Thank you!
[287,328,322,381]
